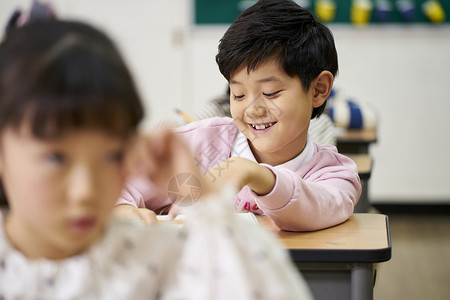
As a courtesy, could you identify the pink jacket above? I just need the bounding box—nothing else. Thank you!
[118,117,361,231]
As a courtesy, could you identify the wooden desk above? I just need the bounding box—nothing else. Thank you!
[337,128,377,154]
[347,154,372,181]
[346,154,373,213]
[257,213,391,300]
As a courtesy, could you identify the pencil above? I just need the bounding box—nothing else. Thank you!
[174,108,196,123]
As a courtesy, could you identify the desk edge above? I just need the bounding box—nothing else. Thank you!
[288,215,392,263]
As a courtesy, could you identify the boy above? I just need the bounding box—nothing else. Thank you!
[116,0,361,231]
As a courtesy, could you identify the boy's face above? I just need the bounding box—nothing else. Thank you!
[0,124,131,259]
[229,60,314,165]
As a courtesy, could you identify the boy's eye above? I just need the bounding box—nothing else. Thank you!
[263,90,282,98]
[233,94,245,100]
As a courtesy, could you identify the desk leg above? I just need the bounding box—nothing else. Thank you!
[351,264,373,300]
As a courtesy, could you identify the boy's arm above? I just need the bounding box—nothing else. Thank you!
[210,157,276,196]
[254,165,360,231]
[113,177,170,224]
[253,152,361,231]
[116,177,169,209]
[213,152,361,231]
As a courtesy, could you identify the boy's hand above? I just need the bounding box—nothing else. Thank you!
[113,205,157,225]
[208,157,275,196]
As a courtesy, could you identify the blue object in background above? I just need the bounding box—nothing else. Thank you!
[347,100,364,129]
[396,0,416,21]
[375,0,393,21]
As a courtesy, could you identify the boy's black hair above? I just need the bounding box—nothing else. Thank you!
[216,0,338,118]
[0,20,144,139]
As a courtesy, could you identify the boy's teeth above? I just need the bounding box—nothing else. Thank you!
[252,122,274,130]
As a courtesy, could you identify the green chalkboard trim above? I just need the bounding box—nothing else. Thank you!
[195,0,449,25]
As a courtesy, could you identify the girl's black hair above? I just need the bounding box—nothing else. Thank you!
[0,20,145,207]
[216,0,338,118]
[0,20,144,139]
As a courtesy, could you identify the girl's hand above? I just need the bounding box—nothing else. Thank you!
[113,205,157,225]
[129,126,216,206]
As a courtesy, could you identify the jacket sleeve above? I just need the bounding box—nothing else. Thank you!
[253,148,361,231]
[116,176,172,211]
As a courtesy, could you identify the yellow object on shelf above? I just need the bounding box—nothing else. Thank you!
[422,0,446,23]
[351,0,373,27]
[315,0,337,23]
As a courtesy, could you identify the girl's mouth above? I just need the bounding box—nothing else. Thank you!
[69,216,97,234]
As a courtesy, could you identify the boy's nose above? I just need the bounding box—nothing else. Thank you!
[245,96,268,118]
[67,164,96,205]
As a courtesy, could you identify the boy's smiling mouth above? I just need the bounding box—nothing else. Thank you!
[249,122,277,130]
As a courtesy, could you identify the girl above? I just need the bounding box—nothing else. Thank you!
[0,19,312,299]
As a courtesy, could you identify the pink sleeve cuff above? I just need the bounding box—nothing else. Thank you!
[115,182,146,208]
[253,164,295,211]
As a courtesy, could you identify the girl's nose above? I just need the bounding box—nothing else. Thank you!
[67,164,96,205]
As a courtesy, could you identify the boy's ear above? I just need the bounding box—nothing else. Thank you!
[312,71,334,108]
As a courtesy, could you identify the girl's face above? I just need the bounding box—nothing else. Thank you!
[0,123,132,259]
[229,60,317,165]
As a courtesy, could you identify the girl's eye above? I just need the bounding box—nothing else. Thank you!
[106,150,124,164]
[46,152,66,165]
[233,94,245,100]
[263,90,282,98]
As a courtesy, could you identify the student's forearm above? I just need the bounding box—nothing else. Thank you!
[209,157,275,195]
[246,164,276,196]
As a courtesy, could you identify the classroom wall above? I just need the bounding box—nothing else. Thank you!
[1,0,449,204]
